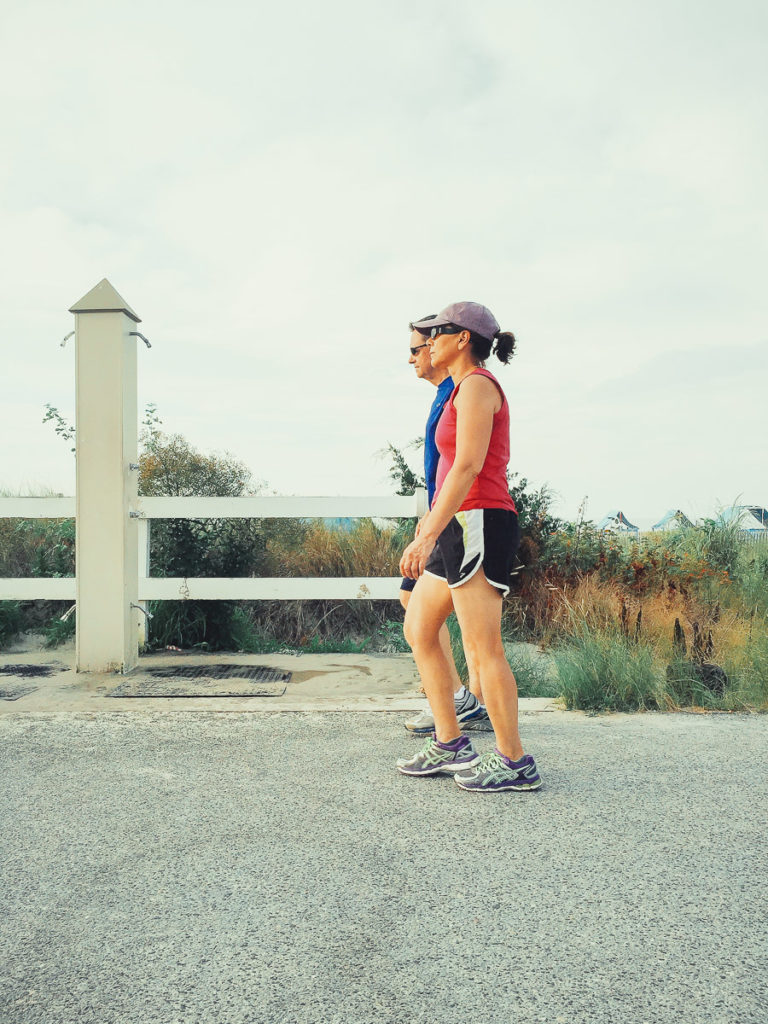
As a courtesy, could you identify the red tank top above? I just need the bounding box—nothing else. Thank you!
[433,368,516,513]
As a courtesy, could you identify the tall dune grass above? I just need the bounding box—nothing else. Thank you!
[529,521,768,711]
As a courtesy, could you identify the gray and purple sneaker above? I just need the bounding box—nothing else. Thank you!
[396,734,481,776]
[454,749,542,792]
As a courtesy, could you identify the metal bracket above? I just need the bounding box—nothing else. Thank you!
[129,510,146,519]
[59,604,76,622]
[129,463,140,471]
[60,331,74,348]
[131,603,154,620]
[129,331,152,349]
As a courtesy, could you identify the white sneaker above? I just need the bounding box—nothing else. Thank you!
[403,690,492,733]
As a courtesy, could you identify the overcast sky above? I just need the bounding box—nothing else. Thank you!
[1,0,766,529]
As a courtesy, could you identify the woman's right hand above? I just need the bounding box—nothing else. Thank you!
[399,530,438,580]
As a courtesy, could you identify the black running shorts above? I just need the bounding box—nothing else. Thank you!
[424,508,520,596]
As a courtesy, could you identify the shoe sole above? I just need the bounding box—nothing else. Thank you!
[397,755,482,776]
[454,777,543,792]
[462,716,493,732]
[405,721,492,735]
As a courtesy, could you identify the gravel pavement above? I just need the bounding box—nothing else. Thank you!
[1,709,767,1024]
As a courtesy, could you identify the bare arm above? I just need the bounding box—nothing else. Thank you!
[399,375,500,578]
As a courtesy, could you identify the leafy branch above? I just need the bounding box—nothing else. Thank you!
[42,404,76,454]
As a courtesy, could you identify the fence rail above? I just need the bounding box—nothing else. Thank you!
[0,495,425,521]
[133,495,424,519]
[0,579,77,600]
[0,498,75,519]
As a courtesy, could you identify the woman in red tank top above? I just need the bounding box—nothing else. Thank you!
[396,301,541,793]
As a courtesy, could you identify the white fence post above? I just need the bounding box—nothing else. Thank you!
[137,519,150,646]
[70,279,140,673]
[415,487,428,518]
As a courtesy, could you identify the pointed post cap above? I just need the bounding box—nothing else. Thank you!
[69,278,141,323]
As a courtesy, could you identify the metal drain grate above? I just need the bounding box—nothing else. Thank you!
[143,664,289,682]
[0,664,57,678]
[107,663,291,698]
[0,685,39,701]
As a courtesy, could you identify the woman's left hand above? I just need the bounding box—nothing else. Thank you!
[399,533,436,580]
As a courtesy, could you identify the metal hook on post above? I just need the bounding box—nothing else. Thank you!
[129,331,151,349]
[60,331,74,348]
[131,603,154,620]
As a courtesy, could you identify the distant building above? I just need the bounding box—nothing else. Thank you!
[319,517,393,532]
[651,509,693,531]
[719,506,768,536]
[321,517,355,532]
[597,510,639,534]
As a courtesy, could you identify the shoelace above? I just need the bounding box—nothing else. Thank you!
[411,736,441,762]
[472,751,513,782]
[420,736,462,761]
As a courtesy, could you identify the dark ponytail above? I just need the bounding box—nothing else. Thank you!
[493,331,517,364]
[467,329,517,365]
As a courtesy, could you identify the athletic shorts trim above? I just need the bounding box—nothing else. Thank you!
[423,509,520,597]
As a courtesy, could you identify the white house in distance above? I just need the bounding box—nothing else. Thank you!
[596,510,639,535]
[651,509,694,531]
[719,506,768,536]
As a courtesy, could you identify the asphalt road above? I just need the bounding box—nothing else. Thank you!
[1,710,766,1024]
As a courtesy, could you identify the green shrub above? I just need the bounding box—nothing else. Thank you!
[505,644,560,698]
[554,626,663,712]
[376,619,411,654]
[733,544,768,618]
[145,599,242,652]
[0,602,23,649]
[0,517,75,580]
[43,610,76,649]
[663,659,724,710]
[447,614,467,683]
[720,634,768,712]
[540,522,606,578]
[140,429,269,651]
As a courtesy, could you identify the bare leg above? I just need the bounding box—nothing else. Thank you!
[403,575,460,743]
[401,587,464,697]
[450,569,524,761]
[464,646,484,704]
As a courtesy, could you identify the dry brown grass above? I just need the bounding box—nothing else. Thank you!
[270,520,401,578]
[532,572,754,669]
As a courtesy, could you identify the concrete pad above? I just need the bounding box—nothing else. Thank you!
[0,637,561,715]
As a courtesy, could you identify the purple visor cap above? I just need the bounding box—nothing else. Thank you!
[410,301,500,342]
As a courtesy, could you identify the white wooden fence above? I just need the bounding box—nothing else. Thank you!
[0,492,426,604]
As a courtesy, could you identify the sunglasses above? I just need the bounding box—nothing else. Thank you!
[409,342,429,355]
[428,323,464,339]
